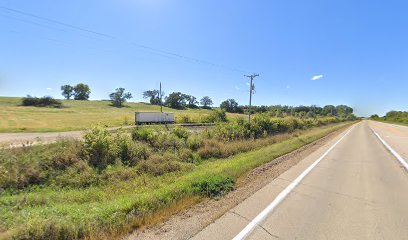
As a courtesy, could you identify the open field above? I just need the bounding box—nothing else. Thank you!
[0,97,244,133]
[0,121,353,240]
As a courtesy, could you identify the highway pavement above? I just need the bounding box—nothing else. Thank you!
[193,121,408,240]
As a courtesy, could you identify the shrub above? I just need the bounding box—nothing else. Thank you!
[138,154,184,176]
[186,134,203,151]
[202,110,228,123]
[192,175,235,198]
[172,126,189,140]
[177,148,198,163]
[53,161,97,187]
[131,127,155,142]
[197,139,223,159]
[22,95,62,108]
[81,126,120,169]
[0,149,45,189]
[177,115,191,123]
[40,140,82,171]
[100,164,138,182]
[124,141,151,166]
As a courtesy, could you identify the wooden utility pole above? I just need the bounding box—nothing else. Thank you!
[160,82,163,113]
[244,73,259,123]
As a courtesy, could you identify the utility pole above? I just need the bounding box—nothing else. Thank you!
[160,82,163,113]
[244,73,259,124]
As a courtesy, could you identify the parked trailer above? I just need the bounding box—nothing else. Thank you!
[135,112,175,125]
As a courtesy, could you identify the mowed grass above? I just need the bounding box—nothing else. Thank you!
[0,122,353,240]
[0,97,242,133]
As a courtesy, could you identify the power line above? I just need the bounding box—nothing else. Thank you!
[0,6,114,39]
[245,73,259,123]
[0,6,248,74]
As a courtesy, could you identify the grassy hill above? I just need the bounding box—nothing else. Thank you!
[0,97,242,133]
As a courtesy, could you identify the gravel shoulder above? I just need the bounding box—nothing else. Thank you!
[125,126,348,240]
[0,124,210,147]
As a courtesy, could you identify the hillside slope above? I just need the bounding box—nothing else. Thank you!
[0,97,236,132]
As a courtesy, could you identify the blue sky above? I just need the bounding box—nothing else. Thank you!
[0,0,407,116]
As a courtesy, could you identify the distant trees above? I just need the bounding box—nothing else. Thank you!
[370,114,380,119]
[143,90,161,105]
[73,83,91,100]
[247,104,355,118]
[371,111,408,125]
[109,88,132,107]
[61,85,74,100]
[335,105,353,118]
[60,83,91,100]
[220,99,243,113]
[164,92,186,109]
[322,105,336,116]
[200,96,213,109]
[183,94,198,108]
[22,95,62,108]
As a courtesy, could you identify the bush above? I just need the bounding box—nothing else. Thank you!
[22,95,62,108]
[192,175,235,198]
[177,115,191,123]
[124,141,151,166]
[131,127,155,142]
[177,148,199,163]
[186,134,203,151]
[138,154,184,176]
[100,164,138,182]
[202,110,228,123]
[53,161,97,188]
[0,149,45,189]
[81,126,119,169]
[172,126,189,140]
[41,140,82,171]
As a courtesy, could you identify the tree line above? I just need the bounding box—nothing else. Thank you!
[59,85,355,118]
[371,111,408,125]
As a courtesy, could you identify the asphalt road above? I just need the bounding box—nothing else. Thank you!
[193,121,408,240]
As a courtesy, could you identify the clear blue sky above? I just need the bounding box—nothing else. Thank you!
[1,0,407,116]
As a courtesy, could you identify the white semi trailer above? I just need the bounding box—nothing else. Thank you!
[135,112,175,125]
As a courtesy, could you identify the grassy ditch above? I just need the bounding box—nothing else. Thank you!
[0,116,353,239]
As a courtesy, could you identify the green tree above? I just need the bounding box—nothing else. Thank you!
[323,105,337,116]
[143,90,162,105]
[109,88,132,107]
[60,85,74,100]
[220,99,242,113]
[73,83,91,100]
[336,105,353,118]
[200,96,213,109]
[183,94,198,108]
[164,92,187,109]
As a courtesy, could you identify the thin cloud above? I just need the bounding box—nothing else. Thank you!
[46,87,52,91]
[235,86,240,90]
[286,85,291,89]
[311,75,323,81]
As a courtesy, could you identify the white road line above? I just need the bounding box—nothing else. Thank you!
[371,128,408,171]
[232,125,356,240]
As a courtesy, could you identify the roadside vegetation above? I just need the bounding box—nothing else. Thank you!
[370,111,408,126]
[0,96,356,133]
[0,114,354,240]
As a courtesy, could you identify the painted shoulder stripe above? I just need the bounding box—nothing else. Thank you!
[232,124,356,240]
[371,128,408,171]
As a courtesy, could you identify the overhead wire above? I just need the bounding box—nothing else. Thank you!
[0,6,248,74]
